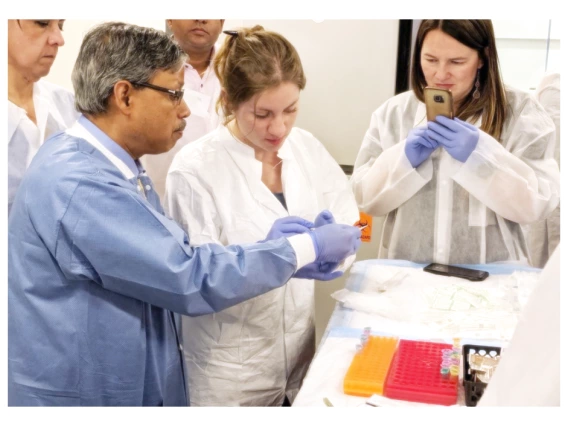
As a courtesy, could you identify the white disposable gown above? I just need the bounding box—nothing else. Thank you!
[478,243,560,406]
[351,86,559,264]
[523,73,560,268]
[8,79,78,215]
[166,126,360,406]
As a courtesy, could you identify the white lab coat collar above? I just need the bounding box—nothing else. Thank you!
[8,102,25,142]
[414,102,428,127]
[218,126,290,216]
[8,80,73,143]
[65,120,136,180]
[33,85,51,151]
[34,81,69,134]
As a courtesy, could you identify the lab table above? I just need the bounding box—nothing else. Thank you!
[292,259,541,407]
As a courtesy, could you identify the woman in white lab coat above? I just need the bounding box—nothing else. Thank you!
[8,20,78,215]
[166,26,360,406]
[351,20,559,265]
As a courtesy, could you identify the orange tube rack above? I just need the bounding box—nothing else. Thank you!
[343,336,399,397]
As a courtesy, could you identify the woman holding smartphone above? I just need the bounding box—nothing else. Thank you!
[351,20,559,265]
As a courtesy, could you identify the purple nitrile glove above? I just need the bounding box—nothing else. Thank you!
[261,216,314,242]
[426,116,479,163]
[294,261,343,281]
[314,209,336,227]
[404,125,440,168]
[309,223,361,264]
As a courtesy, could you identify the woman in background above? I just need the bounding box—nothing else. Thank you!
[8,19,79,215]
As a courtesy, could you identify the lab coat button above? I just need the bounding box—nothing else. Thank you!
[145,185,151,191]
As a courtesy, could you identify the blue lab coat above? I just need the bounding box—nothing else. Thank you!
[8,128,297,406]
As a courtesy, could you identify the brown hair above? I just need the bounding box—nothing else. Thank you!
[214,25,306,125]
[411,20,507,141]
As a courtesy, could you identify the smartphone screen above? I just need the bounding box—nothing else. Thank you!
[423,263,489,281]
[424,87,454,122]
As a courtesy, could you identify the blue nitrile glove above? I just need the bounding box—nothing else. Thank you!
[294,261,343,281]
[295,211,339,279]
[309,223,361,263]
[261,216,314,242]
[404,126,440,168]
[426,116,479,163]
[314,209,336,227]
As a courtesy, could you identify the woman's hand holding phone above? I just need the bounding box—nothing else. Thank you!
[405,126,440,168]
[426,116,480,163]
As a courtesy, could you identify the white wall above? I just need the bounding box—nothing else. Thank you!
[493,19,561,91]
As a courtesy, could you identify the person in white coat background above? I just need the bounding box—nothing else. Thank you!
[478,243,560,406]
[165,26,360,406]
[524,73,560,268]
[142,19,224,202]
[8,19,79,216]
[351,20,559,265]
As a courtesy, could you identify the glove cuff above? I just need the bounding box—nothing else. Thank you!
[308,231,320,259]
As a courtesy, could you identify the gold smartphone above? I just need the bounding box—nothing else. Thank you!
[424,87,454,122]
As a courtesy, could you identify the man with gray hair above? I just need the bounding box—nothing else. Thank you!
[8,22,361,406]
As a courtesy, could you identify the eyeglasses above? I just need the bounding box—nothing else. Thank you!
[131,81,185,105]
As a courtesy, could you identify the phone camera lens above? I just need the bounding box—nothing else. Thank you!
[434,95,444,103]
